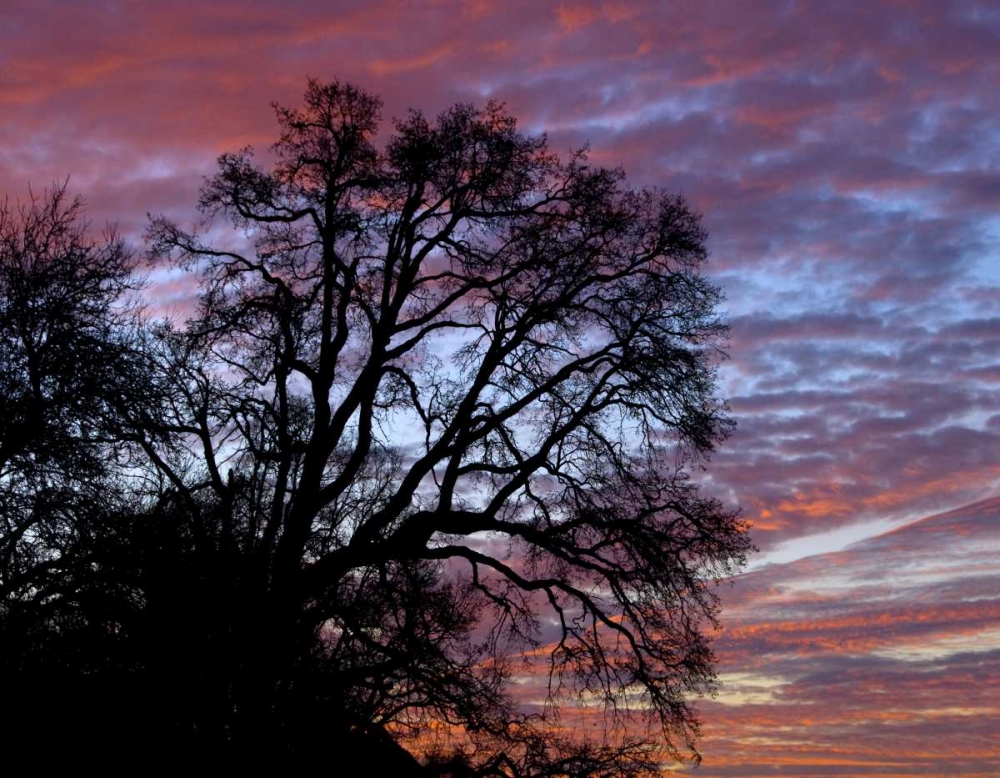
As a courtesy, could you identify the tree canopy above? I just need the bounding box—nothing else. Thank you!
[0,80,751,774]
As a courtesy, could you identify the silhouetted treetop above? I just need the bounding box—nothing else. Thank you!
[0,184,151,605]
[145,78,750,770]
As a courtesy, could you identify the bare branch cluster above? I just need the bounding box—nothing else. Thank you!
[0,80,751,773]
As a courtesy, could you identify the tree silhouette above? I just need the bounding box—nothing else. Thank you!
[141,79,750,770]
[0,81,751,773]
[0,182,144,612]
[0,184,161,759]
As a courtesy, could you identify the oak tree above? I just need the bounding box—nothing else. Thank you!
[0,185,166,756]
[0,182,142,610]
[142,79,750,771]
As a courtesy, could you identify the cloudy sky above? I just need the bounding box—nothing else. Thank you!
[2,1,998,773]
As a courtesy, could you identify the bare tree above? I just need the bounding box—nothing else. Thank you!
[0,184,171,759]
[0,182,144,604]
[138,78,751,771]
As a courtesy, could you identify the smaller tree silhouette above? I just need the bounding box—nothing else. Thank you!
[0,183,160,758]
[0,182,143,600]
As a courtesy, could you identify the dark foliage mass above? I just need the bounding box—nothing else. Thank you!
[0,81,751,774]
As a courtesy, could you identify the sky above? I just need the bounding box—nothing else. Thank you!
[2,0,998,773]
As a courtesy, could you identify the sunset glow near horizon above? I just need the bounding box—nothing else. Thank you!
[3,1,998,774]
